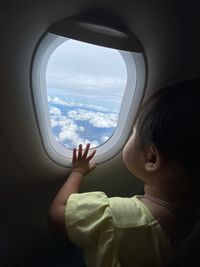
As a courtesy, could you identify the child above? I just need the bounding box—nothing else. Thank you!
[49,79,200,267]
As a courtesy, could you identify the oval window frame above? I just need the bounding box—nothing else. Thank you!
[32,33,147,166]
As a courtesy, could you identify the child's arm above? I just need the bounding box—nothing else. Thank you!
[48,143,96,241]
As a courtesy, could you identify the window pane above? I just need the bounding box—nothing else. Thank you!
[46,39,127,149]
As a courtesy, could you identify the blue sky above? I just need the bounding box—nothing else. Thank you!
[46,38,127,148]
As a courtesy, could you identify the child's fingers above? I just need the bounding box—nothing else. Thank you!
[82,143,90,160]
[86,149,96,162]
[72,148,77,163]
[78,144,82,160]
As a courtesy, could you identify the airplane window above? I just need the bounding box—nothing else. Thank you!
[32,33,146,166]
[46,39,127,149]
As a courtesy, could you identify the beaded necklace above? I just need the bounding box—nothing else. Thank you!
[142,193,178,215]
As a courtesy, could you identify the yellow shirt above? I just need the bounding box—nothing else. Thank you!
[65,192,176,267]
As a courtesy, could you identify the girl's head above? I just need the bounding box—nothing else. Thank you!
[123,79,200,186]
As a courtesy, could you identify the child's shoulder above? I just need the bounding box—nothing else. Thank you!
[109,195,156,227]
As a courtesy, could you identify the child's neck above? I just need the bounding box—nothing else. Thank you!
[143,183,190,210]
[143,160,191,208]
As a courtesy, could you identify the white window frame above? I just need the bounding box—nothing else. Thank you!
[32,33,147,167]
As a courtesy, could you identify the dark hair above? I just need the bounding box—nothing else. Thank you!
[136,78,200,178]
[136,79,200,266]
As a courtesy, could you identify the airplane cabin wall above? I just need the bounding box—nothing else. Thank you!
[0,0,200,265]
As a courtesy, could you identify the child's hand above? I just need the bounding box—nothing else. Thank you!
[71,143,96,176]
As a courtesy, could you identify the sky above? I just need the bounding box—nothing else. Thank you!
[46,38,128,148]
[46,38,127,111]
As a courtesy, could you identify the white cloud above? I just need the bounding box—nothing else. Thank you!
[56,126,99,149]
[51,116,78,130]
[49,107,62,115]
[50,96,108,112]
[50,112,99,148]
[51,119,59,128]
[56,128,79,143]
[79,126,85,132]
[68,109,117,128]
[48,97,117,149]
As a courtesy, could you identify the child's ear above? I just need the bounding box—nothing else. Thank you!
[144,144,161,172]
